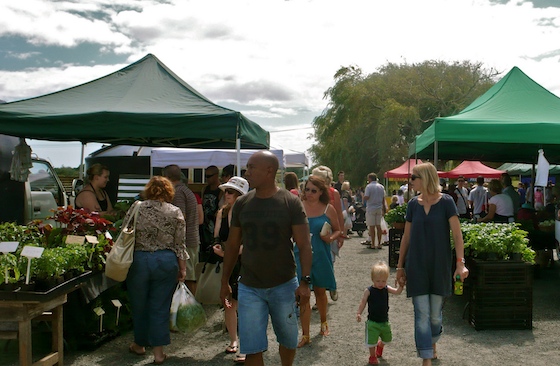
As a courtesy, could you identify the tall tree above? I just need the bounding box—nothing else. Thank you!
[310,60,497,186]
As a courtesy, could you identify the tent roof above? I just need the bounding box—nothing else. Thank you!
[90,145,309,168]
[497,162,560,176]
[409,66,560,163]
[0,54,269,149]
[440,161,505,179]
[384,159,424,178]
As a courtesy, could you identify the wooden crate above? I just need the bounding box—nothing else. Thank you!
[467,260,533,330]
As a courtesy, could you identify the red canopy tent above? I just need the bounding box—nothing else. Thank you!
[384,159,424,178]
[441,161,505,179]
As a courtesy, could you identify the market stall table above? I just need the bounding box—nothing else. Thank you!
[0,294,66,366]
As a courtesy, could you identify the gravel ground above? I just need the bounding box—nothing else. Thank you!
[2,234,560,366]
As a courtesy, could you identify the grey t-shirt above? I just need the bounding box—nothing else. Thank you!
[231,188,308,288]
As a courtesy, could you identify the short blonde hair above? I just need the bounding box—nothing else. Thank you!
[412,163,441,195]
[371,261,390,281]
[341,181,350,191]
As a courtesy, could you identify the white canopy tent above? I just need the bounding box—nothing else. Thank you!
[91,145,310,169]
[150,147,285,169]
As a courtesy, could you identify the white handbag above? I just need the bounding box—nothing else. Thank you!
[105,201,141,281]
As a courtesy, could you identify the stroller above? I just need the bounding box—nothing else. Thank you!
[352,202,367,237]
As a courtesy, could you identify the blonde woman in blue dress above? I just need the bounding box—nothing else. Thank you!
[296,175,341,347]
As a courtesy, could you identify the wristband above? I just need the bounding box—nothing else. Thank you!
[396,268,405,271]
[456,257,465,263]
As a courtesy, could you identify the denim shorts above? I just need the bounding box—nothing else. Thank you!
[238,277,299,354]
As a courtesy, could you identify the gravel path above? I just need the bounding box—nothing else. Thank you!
[2,234,560,366]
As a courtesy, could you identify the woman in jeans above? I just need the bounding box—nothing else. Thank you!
[126,176,188,365]
[396,163,469,366]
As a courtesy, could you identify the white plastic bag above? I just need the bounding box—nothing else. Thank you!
[170,282,207,333]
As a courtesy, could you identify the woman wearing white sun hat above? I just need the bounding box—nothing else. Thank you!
[213,176,249,364]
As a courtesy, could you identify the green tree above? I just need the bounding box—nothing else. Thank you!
[310,60,497,186]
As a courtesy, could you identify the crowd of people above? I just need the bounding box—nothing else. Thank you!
[82,157,560,365]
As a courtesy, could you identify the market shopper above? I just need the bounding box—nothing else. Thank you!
[213,176,249,363]
[219,151,312,366]
[396,162,469,366]
[126,176,188,365]
[296,175,340,348]
[477,179,514,223]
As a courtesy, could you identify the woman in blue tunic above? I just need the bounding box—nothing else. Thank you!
[296,175,340,348]
[396,163,469,366]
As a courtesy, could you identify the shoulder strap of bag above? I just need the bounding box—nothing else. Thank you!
[124,201,142,229]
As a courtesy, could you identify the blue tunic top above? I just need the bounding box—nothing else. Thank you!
[295,210,337,291]
[404,194,458,297]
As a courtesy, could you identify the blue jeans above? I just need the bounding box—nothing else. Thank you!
[412,294,444,359]
[238,277,299,354]
[126,250,178,347]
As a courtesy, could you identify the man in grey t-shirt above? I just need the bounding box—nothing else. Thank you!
[363,173,387,249]
[220,151,312,366]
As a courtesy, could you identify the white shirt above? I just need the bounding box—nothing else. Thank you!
[489,193,514,217]
[468,185,488,215]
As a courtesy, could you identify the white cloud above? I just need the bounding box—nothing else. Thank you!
[2,0,560,167]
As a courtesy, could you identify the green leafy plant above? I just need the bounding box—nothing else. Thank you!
[0,253,20,284]
[456,222,534,263]
[384,203,407,226]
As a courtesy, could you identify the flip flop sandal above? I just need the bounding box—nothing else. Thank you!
[225,345,238,354]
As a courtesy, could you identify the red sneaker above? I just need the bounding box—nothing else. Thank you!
[375,341,384,358]
[368,355,379,365]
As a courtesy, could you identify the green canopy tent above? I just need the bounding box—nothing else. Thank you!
[497,162,560,176]
[408,67,560,164]
[0,54,269,150]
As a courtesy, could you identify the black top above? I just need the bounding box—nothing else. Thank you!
[76,183,109,211]
[367,286,389,323]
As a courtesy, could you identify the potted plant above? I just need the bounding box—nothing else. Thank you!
[458,223,535,263]
[384,203,407,229]
[0,253,20,291]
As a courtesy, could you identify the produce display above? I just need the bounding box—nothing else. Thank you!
[0,204,130,292]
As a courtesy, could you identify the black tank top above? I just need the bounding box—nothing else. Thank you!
[367,286,389,323]
[76,184,108,211]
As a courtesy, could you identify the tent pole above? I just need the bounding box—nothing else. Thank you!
[79,143,85,180]
[434,141,438,171]
[236,138,241,176]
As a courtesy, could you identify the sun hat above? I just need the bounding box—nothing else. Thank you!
[219,176,249,195]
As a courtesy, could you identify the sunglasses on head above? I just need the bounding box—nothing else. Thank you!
[305,187,318,194]
[205,173,217,179]
[225,188,238,195]
[410,174,420,181]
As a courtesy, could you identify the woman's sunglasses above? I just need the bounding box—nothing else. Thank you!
[410,174,420,181]
[225,188,238,195]
[305,187,318,194]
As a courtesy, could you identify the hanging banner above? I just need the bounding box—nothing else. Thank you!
[535,149,550,187]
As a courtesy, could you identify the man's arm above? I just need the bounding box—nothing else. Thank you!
[293,223,312,303]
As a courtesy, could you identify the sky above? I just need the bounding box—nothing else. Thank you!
[1,0,560,168]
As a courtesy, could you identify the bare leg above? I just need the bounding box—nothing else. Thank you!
[315,287,330,335]
[375,225,382,248]
[224,300,238,348]
[368,226,376,248]
[246,352,264,366]
[279,344,296,366]
[153,346,166,364]
[297,298,311,347]
[422,358,432,366]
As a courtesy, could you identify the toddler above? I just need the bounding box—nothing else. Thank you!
[356,261,403,365]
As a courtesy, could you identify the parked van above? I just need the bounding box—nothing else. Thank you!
[0,135,68,224]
